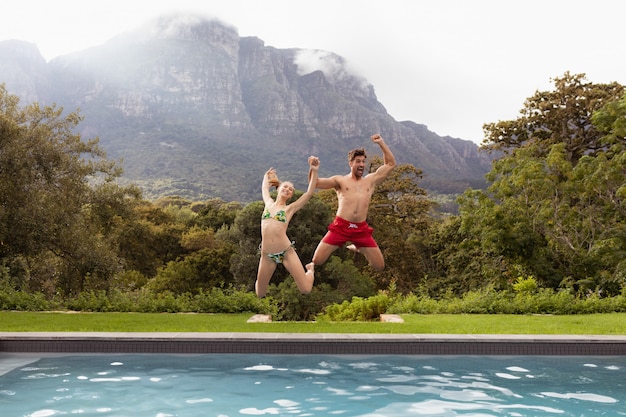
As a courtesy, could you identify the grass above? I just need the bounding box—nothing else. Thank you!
[1,311,626,334]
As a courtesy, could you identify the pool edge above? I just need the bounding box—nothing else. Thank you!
[2,332,626,355]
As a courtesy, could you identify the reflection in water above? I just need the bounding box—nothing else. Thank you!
[0,354,623,416]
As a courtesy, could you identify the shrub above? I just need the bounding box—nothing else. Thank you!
[55,286,274,315]
[512,276,538,294]
[65,290,112,312]
[136,291,189,313]
[0,288,51,311]
[387,293,439,314]
[3,271,626,319]
[270,280,340,321]
[193,286,274,314]
[319,292,392,321]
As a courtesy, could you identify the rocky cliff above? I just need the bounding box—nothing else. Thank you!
[0,14,493,202]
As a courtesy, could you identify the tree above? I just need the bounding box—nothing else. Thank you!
[365,157,434,292]
[450,76,626,295]
[191,198,242,230]
[114,202,186,279]
[591,92,626,145]
[146,244,236,295]
[483,72,623,163]
[0,85,140,295]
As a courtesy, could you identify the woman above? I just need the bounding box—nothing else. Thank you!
[256,156,319,297]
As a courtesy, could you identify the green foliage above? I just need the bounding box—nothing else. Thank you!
[3,280,626,319]
[191,198,242,230]
[5,80,626,319]
[388,292,440,314]
[321,256,376,297]
[512,276,538,295]
[257,257,376,321]
[112,270,148,292]
[0,86,142,294]
[0,288,51,311]
[147,260,197,295]
[138,291,192,313]
[61,286,272,314]
[192,287,275,314]
[65,290,115,312]
[591,92,626,143]
[482,72,624,161]
[145,244,236,295]
[366,157,435,291]
[386,286,626,315]
[319,292,392,321]
[433,74,626,295]
[268,280,338,321]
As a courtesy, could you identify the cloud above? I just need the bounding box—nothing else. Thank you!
[294,49,369,91]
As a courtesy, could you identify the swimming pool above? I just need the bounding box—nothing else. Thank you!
[1,353,624,416]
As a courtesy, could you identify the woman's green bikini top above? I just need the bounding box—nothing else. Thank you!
[261,207,287,223]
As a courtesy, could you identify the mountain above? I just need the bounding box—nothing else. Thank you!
[0,14,493,202]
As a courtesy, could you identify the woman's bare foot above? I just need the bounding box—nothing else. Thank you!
[302,262,315,293]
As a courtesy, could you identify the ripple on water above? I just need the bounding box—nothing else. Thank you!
[539,392,618,403]
[2,354,625,417]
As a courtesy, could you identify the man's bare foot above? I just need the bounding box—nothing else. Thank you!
[346,244,360,253]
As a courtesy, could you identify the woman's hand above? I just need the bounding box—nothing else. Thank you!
[266,168,279,187]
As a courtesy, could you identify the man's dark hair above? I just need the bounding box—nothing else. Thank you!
[348,147,367,162]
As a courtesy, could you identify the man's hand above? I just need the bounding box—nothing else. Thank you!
[308,155,320,170]
[371,133,384,144]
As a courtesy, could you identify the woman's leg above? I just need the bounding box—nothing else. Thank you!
[256,255,277,297]
[283,248,314,294]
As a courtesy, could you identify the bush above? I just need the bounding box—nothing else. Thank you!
[59,286,273,314]
[269,280,340,321]
[136,291,190,313]
[512,276,538,294]
[0,266,47,310]
[386,286,626,316]
[193,287,274,314]
[0,288,51,311]
[65,290,112,312]
[3,273,626,319]
[319,292,392,321]
[387,292,439,314]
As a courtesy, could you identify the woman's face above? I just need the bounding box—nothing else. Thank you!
[278,182,294,197]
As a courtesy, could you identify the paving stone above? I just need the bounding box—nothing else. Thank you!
[380,314,404,323]
[247,314,272,323]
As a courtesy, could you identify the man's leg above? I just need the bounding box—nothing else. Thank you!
[312,241,339,266]
[355,246,385,271]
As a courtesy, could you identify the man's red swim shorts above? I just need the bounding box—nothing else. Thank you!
[321,216,378,248]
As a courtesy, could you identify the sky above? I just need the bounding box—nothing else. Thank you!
[2,0,625,144]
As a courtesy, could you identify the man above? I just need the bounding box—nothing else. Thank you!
[310,133,396,271]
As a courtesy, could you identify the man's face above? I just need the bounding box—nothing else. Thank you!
[350,156,367,178]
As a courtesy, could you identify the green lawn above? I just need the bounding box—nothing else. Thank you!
[1,311,626,334]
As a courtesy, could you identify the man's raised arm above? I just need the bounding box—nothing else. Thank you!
[371,134,396,176]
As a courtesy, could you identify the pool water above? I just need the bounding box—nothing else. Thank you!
[0,354,624,416]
